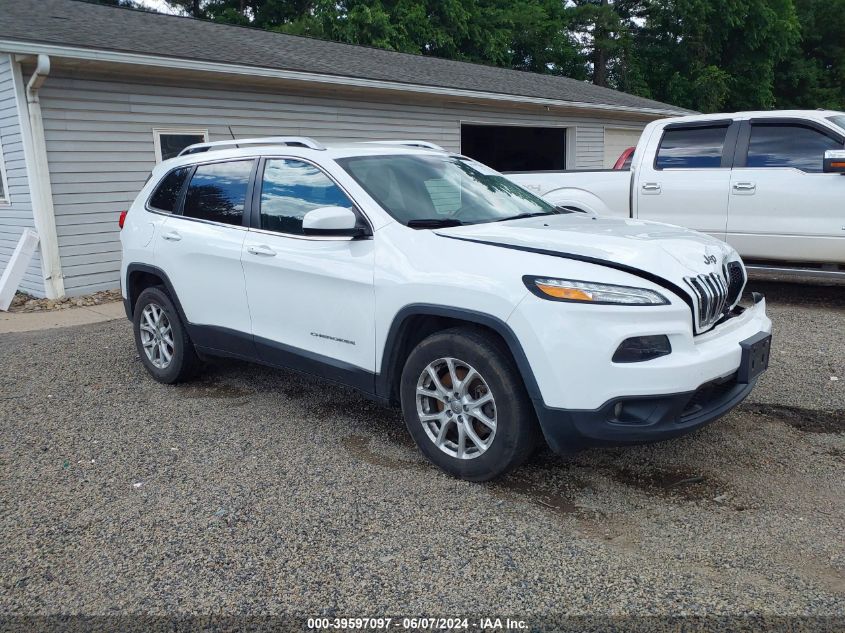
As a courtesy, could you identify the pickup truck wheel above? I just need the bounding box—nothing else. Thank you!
[400,327,539,482]
[133,286,200,384]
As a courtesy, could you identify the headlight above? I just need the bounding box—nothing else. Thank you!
[523,276,669,306]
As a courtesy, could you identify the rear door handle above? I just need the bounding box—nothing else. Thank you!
[161,231,182,242]
[247,244,276,257]
[641,182,661,193]
[733,182,756,192]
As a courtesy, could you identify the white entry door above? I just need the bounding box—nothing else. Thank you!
[603,128,642,168]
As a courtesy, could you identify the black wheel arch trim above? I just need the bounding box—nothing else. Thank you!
[376,304,545,408]
[125,263,190,324]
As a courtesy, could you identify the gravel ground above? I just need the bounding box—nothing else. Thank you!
[0,280,843,628]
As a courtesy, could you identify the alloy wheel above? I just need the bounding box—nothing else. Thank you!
[139,302,174,369]
[415,357,497,459]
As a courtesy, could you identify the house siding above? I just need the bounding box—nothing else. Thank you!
[37,69,652,294]
[0,53,42,296]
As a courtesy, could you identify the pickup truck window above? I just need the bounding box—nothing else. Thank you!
[747,124,842,173]
[828,115,845,134]
[655,126,728,169]
[338,154,557,226]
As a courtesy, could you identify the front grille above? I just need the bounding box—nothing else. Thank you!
[685,272,728,333]
[724,260,746,306]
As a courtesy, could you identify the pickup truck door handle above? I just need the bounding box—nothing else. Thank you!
[161,231,182,242]
[733,181,756,192]
[247,244,276,257]
[641,182,661,193]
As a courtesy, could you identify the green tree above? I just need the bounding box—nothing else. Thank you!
[775,0,845,109]
[628,0,800,112]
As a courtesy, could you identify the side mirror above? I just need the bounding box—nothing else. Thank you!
[823,149,845,174]
[302,206,369,237]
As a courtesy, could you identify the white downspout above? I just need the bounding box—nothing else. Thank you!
[21,54,64,299]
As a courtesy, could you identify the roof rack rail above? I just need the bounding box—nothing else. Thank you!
[362,140,446,151]
[178,136,326,156]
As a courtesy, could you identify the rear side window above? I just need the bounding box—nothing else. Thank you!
[182,160,253,226]
[259,159,353,235]
[148,167,190,212]
[746,124,842,172]
[655,126,728,169]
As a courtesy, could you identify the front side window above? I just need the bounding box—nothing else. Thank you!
[182,160,253,226]
[259,159,353,234]
[746,124,842,172]
[148,167,190,212]
[154,129,208,162]
[337,154,557,226]
[655,126,728,169]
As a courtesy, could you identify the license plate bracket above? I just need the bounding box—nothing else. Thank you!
[738,332,771,384]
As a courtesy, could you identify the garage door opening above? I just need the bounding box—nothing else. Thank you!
[460,124,566,172]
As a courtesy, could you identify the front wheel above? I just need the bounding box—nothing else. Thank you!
[400,327,539,481]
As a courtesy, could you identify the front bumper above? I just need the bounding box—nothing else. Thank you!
[536,372,757,454]
[509,291,772,452]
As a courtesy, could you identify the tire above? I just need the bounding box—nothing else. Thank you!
[133,286,200,384]
[400,326,540,482]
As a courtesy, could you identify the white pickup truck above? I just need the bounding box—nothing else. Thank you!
[508,110,845,277]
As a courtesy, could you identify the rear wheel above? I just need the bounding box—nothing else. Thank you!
[133,286,200,384]
[400,327,539,481]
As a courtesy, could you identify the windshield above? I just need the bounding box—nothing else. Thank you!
[828,115,845,134]
[336,154,559,226]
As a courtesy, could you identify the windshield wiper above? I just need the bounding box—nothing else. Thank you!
[407,219,464,228]
[493,212,553,223]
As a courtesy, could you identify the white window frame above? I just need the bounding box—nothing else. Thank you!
[152,128,209,163]
[0,138,10,205]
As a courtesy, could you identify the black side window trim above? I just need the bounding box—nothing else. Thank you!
[734,119,845,170]
[652,121,738,170]
[170,158,258,229]
[248,156,372,236]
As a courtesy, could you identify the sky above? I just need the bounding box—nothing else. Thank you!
[135,0,179,14]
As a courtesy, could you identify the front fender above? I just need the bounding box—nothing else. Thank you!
[541,187,613,216]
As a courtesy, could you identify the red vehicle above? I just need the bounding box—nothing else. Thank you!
[613,146,635,170]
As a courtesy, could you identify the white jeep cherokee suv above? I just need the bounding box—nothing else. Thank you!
[120,137,772,481]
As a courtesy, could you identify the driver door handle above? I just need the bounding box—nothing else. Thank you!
[733,181,756,192]
[247,244,276,257]
[641,182,661,194]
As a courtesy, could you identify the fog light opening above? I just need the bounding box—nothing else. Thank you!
[612,335,672,363]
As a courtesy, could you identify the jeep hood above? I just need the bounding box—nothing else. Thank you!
[435,214,736,282]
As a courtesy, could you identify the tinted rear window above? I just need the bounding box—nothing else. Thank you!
[148,167,190,212]
[655,126,728,169]
[182,160,253,226]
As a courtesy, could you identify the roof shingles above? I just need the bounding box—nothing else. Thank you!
[0,0,688,114]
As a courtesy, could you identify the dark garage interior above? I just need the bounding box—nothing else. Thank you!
[460,124,567,172]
